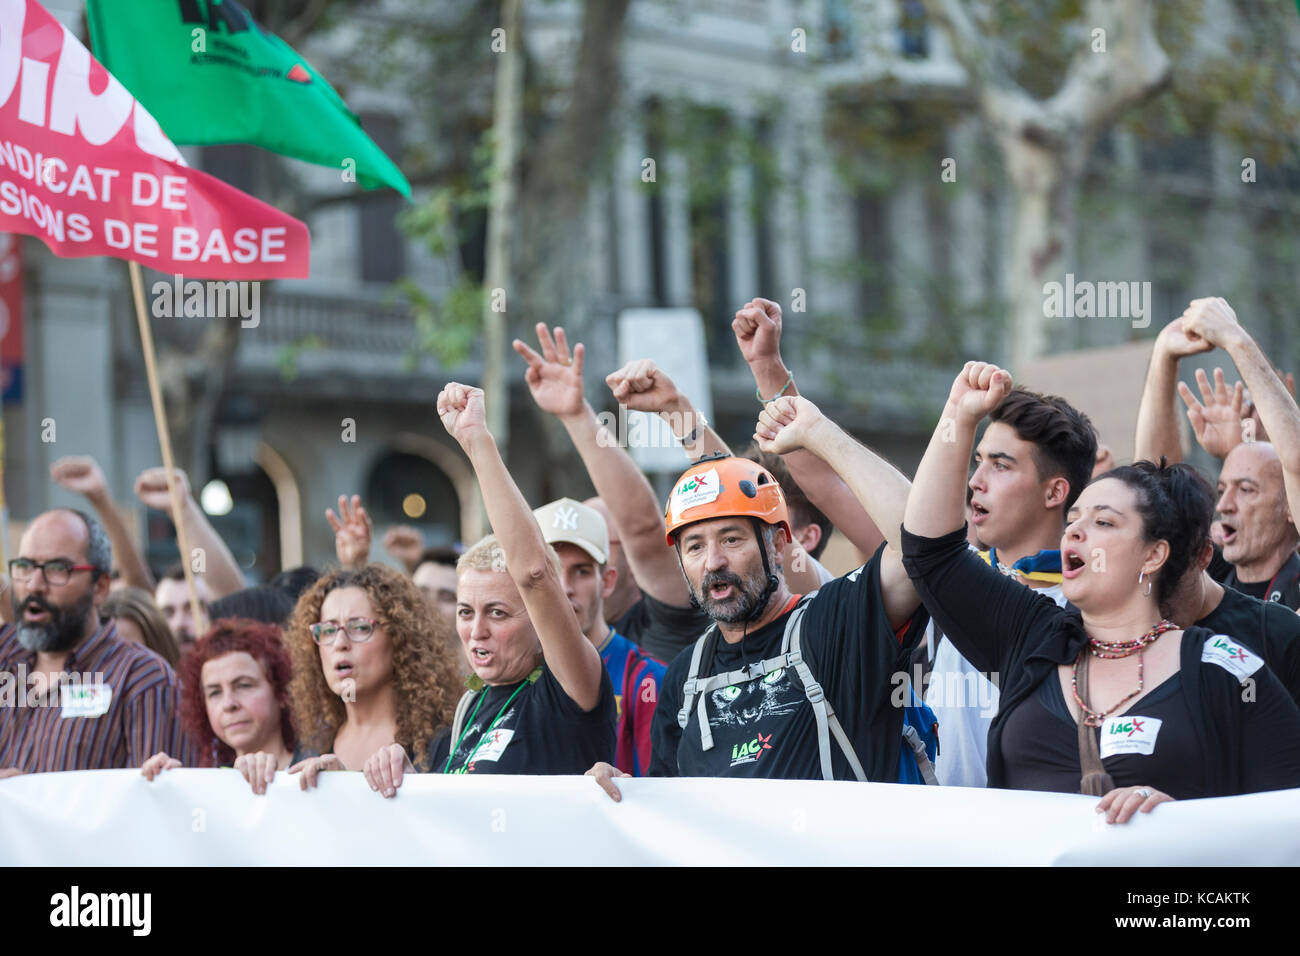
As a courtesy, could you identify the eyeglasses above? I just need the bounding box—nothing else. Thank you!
[9,558,98,586]
[310,617,379,645]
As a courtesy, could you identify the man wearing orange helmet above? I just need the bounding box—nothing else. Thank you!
[588,396,930,793]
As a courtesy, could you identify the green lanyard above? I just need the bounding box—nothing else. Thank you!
[445,676,534,774]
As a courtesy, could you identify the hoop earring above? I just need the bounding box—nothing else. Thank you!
[1139,570,1151,598]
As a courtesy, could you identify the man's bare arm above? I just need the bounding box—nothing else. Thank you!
[135,467,245,598]
[755,396,917,628]
[51,456,154,591]
[734,297,886,557]
[1183,297,1300,523]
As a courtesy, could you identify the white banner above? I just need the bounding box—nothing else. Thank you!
[1,770,1297,866]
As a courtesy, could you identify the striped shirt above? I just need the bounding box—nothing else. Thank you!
[0,621,191,771]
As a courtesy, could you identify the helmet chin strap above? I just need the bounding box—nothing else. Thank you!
[746,518,779,623]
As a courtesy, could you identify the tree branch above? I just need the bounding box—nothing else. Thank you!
[1046,0,1171,141]
[923,0,1044,136]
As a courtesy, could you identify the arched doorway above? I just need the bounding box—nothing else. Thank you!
[364,450,462,548]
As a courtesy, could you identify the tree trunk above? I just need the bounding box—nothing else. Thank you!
[481,0,525,465]
[1002,137,1077,369]
[925,0,1171,366]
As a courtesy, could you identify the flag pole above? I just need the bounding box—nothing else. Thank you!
[0,393,7,570]
[127,260,206,636]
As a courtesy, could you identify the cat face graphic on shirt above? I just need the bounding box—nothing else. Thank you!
[709,668,802,727]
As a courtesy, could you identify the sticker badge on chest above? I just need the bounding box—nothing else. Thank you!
[1099,715,1162,759]
[60,682,112,719]
[471,728,515,763]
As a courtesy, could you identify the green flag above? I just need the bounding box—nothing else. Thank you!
[87,0,410,197]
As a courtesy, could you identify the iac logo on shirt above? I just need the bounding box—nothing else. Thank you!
[1202,635,1264,682]
[60,681,112,719]
[1099,715,1162,759]
[730,731,773,767]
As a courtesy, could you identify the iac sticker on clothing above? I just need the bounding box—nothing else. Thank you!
[60,682,112,719]
[1099,715,1161,759]
[1201,635,1265,682]
[471,728,515,763]
[670,467,721,524]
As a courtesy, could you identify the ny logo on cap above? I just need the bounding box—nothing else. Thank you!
[553,506,579,531]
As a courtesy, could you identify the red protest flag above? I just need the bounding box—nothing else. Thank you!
[0,0,309,279]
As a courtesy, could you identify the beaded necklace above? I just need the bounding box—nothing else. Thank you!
[1071,619,1177,727]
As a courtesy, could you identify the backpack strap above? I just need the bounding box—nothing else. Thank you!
[901,723,940,786]
[677,620,803,753]
[677,625,714,726]
[449,689,477,751]
[781,593,868,782]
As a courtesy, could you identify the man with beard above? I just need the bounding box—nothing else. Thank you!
[588,395,927,795]
[0,510,188,775]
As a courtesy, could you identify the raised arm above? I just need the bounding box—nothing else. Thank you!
[734,298,886,558]
[438,383,604,711]
[1133,316,1214,463]
[51,456,154,591]
[605,358,730,459]
[327,495,374,570]
[906,362,1011,537]
[754,395,918,629]
[135,467,244,598]
[900,362,1064,673]
[513,324,690,607]
[1183,297,1300,523]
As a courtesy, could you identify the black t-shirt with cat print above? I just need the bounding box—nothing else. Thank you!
[650,551,927,781]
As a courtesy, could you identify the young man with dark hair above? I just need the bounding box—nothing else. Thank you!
[925,385,1098,788]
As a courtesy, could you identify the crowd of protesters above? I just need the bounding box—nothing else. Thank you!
[2,294,1299,828]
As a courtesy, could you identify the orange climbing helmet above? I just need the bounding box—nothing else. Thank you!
[664,453,791,546]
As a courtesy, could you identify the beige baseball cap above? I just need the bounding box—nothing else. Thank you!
[533,497,609,565]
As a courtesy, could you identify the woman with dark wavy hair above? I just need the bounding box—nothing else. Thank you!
[282,563,461,789]
[901,361,1300,823]
[140,618,296,794]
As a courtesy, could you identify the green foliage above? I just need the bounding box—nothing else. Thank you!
[390,275,483,370]
[276,334,325,383]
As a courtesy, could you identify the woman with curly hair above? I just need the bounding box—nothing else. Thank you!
[140,618,296,794]
[283,563,462,789]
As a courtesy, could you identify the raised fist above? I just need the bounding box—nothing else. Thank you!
[732,297,783,366]
[948,361,1012,424]
[437,382,489,447]
[51,456,108,502]
[135,466,193,516]
[605,358,682,414]
[755,395,826,457]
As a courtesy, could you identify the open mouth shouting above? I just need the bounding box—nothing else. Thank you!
[22,599,53,625]
[1062,548,1087,579]
[701,570,745,606]
[970,501,990,525]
